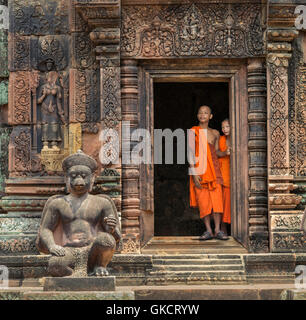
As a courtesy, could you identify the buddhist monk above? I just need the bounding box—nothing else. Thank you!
[218,119,231,236]
[188,106,229,240]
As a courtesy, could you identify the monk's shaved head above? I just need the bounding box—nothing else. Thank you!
[222,118,229,125]
[198,105,212,114]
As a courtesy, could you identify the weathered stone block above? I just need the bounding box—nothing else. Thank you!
[0,30,8,77]
[43,276,116,292]
[0,126,11,194]
[71,32,97,70]
[244,254,296,274]
[9,0,68,35]
[22,291,134,300]
[271,213,304,231]
[69,69,100,123]
[0,80,8,105]
[0,217,40,233]
[8,73,34,125]
[0,234,38,255]
[272,232,306,253]
[8,34,30,71]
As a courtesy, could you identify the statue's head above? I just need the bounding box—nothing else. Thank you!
[46,58,55,71]
[62,150,97,196]
[46,71,58,84]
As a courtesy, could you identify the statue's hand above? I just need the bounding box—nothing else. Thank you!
[104,216,117,233]
[49,245,66,257]
[226,147,231,156]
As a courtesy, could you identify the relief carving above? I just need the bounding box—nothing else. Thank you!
[37,71,65,151]
[32,35,68,71]
[70,69,100,124]
[10,0,69,35]
[121,3,265,58]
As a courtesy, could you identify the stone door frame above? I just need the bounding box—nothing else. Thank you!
[135,59,250,250]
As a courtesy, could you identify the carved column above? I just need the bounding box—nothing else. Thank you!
[121,59,140,253]
[247,59,268,252]
[75,0,124,249]
[267,28,303,252]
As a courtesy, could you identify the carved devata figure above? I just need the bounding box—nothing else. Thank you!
[36,150,121,277]
[37,62,65,151]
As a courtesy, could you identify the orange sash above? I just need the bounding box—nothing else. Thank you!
[218,135,230,188]
[189,126,218,207]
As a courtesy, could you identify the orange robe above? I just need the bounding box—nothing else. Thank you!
[219,135,231,224]
[189,126,224,218]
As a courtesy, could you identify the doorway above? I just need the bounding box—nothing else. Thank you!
[138,63,249,252]
[154,82,230,237]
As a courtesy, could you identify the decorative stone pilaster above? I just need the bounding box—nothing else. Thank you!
[247,59,268,252]
[121,59,140,253]
[267,28,304,252]
[75,0,123,249]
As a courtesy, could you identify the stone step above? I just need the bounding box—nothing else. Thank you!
[146,274,247,284]
[151,264,244,271]
[152,254,242,260]
[145,241,243,247]
[148,270,246,277]
[142,248,246,254]
[153,258,242,265]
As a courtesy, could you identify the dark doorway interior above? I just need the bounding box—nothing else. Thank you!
[154,82,229,236]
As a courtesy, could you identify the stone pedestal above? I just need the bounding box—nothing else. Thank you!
[43,276,116,292]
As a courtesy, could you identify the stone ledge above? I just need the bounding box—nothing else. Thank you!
[0,290,134,300]
[43,276,116,292]
[281,290,306,300]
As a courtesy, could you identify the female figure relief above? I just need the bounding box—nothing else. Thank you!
[37,71,65,151]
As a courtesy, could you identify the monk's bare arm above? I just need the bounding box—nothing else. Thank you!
[214,130,227,157]
[40,201,65,256]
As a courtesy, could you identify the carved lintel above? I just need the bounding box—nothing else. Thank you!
[121,3,265,58]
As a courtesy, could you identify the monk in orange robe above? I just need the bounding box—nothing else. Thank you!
[189,106,229,240]
[218,119,231,234]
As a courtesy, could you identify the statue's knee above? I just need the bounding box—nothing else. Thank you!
[94,233,116,249]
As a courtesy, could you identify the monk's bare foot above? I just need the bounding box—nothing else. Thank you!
[89,266,109,277]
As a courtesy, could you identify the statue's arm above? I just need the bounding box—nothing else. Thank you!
[37,92,46,104]
[39,202,61,252]
[100,199,121,243]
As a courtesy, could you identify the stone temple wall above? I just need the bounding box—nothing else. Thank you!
[0,0,122,255]
[0,0,11,212]
[0,0,304,256]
